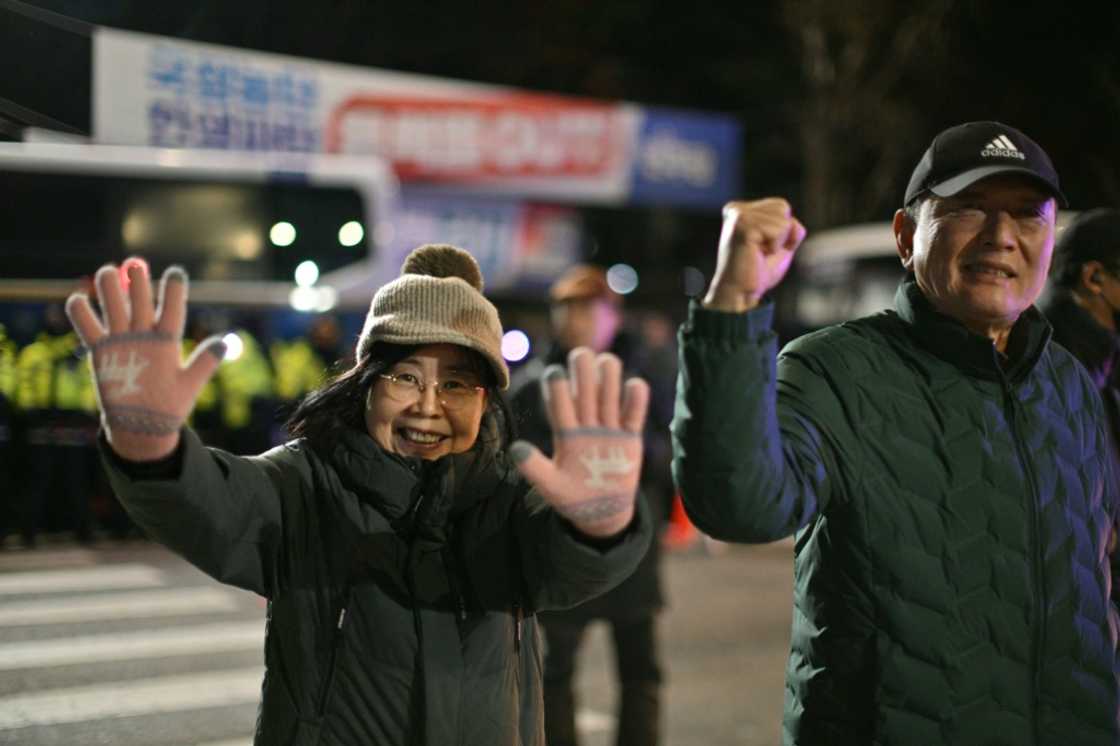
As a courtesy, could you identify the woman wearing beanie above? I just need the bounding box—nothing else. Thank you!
[65,245,653,746]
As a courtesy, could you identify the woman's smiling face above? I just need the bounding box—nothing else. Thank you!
[364,343,488,460]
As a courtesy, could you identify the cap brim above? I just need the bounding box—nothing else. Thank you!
[929,165,1069,207]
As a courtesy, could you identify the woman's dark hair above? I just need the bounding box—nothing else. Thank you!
[286,341,514,457]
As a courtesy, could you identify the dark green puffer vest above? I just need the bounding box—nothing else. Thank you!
[672,280,1120,745]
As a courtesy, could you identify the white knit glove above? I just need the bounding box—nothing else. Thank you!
[511,348,649,538]
[65,260,225,462]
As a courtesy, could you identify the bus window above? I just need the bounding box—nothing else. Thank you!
[0,142,396,308]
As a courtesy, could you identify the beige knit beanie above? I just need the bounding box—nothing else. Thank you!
[356,244,510,390]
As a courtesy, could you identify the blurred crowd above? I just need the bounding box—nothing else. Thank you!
[0,305,350,548]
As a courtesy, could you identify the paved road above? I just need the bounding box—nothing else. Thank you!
[0,537,793,745]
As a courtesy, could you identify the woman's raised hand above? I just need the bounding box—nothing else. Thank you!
[511,348,650,538]
[65,260,226,462]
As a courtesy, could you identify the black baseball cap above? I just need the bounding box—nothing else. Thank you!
[904,121,1067,207]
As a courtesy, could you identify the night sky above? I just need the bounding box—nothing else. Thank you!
[12,0,1119,218]
[3,0,1119,308]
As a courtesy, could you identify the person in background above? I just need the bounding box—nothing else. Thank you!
[672,121,1120,743]
[1041,207,1120,449]
[509,264,669,746]
[632,311,705,554]
[269,316,337,447]
[0,322,17,546]
[270,315,341,413]
[181,312,273,455]
[14,302,98,546]
[181,314,221,446]
[309,314,350,370]
[1040,207,1120,597]
[219,320,275,456]
[69,246,652,745]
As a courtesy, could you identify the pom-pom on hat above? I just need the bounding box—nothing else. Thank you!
[356,244,510,389]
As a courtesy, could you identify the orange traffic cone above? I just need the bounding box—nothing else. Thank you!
[661,492,698,551]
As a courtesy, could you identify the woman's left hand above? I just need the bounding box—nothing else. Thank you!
[511,348,650,538]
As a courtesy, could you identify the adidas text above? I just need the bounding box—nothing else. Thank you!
[981,147,1026,160]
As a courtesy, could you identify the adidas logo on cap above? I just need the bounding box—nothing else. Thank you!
[904,121,1067,207]
[981,135,1026,160]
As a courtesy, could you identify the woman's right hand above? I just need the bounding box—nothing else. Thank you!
[65,260,226,462]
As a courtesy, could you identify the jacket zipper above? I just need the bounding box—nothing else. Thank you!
[997,363,1044,746]
[410,489,427,522]
[404,490,426,746]
[317,595,351,717]
[513,602,523,653]
[442,546,468,623]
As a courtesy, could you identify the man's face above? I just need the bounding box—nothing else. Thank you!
[551,297,621,353]
[895,175,1057,333]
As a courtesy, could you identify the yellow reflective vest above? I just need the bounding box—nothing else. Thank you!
[0,324,17,401]
[270,338,327,403]
[14,332,96,413]
[186,331,273,429]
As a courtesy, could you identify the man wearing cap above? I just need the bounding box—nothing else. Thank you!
[509,265,669,746]
[672,122,1120,744]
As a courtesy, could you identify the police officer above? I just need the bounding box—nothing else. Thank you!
[508,265,669,746]
[15,303,98,546]
[0,322,18,546]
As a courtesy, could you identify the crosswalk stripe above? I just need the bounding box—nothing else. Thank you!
[0,564,166,596]
[576,707,616,733]
[0,587,242,626]
[0,667,263,730]
[0,621,264,671]
[0,548,99,572]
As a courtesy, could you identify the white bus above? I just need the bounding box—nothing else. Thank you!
[0,141,397,311]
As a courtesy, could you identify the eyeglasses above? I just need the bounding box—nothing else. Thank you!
[378,372,485,410]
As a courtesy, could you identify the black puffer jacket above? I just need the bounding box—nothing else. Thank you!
[673,279,1120,745]
[102,425,651,746]
[1041,289,1120,453]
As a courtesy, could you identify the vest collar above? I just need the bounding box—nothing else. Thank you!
[893,277,1052,384]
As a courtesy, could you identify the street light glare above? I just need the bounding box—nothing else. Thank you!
[501,330,531,362]
[294,260,319,288]
[221,332,244,361]
[607,263,639,295]
[269,221,296,247]
[338,220,364,247]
